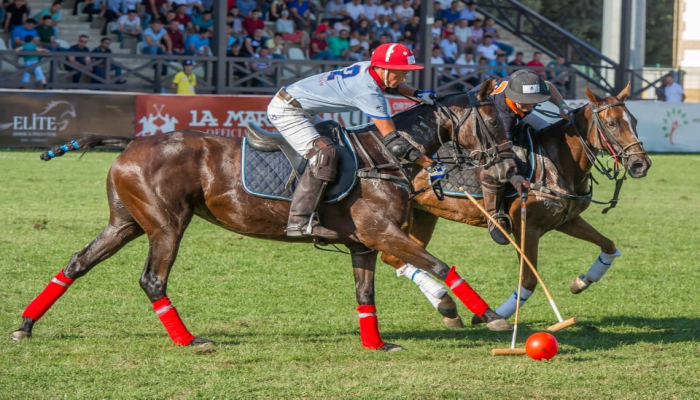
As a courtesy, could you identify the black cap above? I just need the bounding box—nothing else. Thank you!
[183,59,194,66]
[505,69,551,104]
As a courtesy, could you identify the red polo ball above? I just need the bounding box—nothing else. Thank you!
[525,332,559,360]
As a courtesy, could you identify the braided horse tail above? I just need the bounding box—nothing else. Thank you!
[40,135,133,161]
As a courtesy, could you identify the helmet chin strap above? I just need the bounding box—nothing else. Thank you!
[382,68,394,89]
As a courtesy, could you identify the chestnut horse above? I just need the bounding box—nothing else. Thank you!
[381,83,652,326]
[12,82,518,351]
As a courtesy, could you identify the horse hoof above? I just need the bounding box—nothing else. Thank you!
[571,274,590,294]
[189,337,215,347]
[379,343,404,352]
[443,316,465,329]
[11,330,31,341]
[481,309,513,331]
[485,319,513,331]
[471,314,485,325]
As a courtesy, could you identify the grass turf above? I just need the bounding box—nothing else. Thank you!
[1,150,699,399]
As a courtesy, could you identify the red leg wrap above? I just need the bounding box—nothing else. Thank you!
[357,305,385,349]
[23,269,74,321]
[445,266,489,317]
[153,297,195,346]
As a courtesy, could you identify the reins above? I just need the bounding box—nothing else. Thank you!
[533,100,645,214]
[348,93,510,201]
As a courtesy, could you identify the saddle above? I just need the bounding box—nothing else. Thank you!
[241,120,358,203]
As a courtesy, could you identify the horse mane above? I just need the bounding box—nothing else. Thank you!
[538,104,589,135]
[346,92,471,135]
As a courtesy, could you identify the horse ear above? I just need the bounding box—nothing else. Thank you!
[477,79,495,101]
[616,81,631,101]
[585,86,604,104]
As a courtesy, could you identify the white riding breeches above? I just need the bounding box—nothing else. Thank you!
[267,95,323,159]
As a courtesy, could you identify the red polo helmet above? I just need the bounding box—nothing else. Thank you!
[370,43,424,71]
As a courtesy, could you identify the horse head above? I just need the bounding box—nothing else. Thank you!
[445,79,517,183]
[582,83,652,178]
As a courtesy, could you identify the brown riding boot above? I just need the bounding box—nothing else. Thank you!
[286,168,338,239]
[482,180,512,245]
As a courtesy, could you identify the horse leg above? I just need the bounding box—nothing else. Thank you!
[138,220,212,347]
[379,208,463,329]
[12,211,144,341]
[362,225,511,331]
[349,244,402,352]
[472,224,542,324]
[555,216,620,294]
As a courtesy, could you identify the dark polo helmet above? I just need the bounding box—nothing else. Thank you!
[505,69,551,104]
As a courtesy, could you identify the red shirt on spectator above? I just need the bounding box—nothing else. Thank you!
[166,27,185,53]
[526,59,546,77]
[174,13,192,27]
[243,16,265,35]
[309,37,328,58]
[227,0,236,9]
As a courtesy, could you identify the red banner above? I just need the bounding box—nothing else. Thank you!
[134,94,417,139]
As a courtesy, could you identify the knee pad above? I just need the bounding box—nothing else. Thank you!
[309,137,339,182]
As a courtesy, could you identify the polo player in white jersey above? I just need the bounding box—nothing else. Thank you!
[267,43,444,239]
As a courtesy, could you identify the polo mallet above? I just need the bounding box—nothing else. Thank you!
[492,190,528,356]
[459,186,578,332]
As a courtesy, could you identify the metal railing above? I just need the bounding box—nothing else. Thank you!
[2,49,580,98]
[474,0,619,94]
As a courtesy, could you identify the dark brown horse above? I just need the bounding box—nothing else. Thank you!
[12,81,518,351]
[381,83,652,326]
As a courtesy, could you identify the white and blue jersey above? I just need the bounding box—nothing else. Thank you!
[284,61,392,120]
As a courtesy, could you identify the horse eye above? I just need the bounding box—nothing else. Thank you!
[607,120,617,128]
[488,119,498,128]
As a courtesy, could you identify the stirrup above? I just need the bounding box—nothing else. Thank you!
[487,211,513,245]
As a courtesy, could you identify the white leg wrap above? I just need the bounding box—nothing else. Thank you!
[397,263,447,309]
[495,286,533,319]
[585,248,621,282]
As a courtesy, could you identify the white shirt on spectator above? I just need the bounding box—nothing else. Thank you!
[431,26,442,39]
[276,18,295,34]
[454,25,471,44]
[376,4,395,20]
[184,0,203,15]
[440,38,458,60]
[436,0,452,10]
[476,43,500,61]
[113,14,141,32]
[124,0,140,11]
[394,4,414,22]
[431,55,445,76]
[453,54,475,76]
[345,2,366,21]
[364,2,378,20]
[664,82,684,103]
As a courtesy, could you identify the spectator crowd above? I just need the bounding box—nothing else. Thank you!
[2,0,572,91]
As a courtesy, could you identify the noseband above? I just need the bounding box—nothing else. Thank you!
[578,101,646,180]
[569,100,648,213]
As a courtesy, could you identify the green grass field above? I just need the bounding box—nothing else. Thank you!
[1,150,699,399]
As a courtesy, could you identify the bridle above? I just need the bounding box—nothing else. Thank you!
[433,93,513,171]
[563,100,647,213]
[571,100,646,180]
[411,93,514,199]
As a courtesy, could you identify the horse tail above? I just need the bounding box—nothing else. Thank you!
[40,135,133,161]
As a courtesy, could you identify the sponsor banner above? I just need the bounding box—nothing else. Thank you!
[535,100,700,153]
[134,94,416,139]
[0,90,135,147]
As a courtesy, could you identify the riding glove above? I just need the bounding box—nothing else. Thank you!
[381,131,422,162]
[426,161,446,184]
[415,90,436,105]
